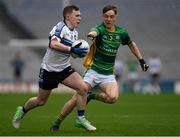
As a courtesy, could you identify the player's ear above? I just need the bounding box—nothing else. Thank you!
[66,15,70,20]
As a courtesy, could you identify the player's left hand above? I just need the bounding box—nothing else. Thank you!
[70,42,88,57]
[139,59,149,71]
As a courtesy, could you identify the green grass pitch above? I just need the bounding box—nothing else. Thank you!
[0,92,180,136]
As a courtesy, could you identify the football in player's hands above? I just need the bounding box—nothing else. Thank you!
[71,39,90,58]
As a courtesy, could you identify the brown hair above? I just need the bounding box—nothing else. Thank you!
[103,5,117,15]
[63,5,80,19]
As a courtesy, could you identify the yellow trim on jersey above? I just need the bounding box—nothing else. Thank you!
[106,26,115,32]
[83,43,96,68]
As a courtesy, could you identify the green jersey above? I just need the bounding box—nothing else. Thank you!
[84,23,132,75]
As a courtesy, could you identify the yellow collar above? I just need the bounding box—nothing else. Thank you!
[106,26,115,32]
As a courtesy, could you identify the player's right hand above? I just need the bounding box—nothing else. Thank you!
[139,59,149,71]
[87,31,97,40]
[70,42,88,57]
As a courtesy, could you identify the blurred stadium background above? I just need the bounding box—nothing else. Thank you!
[0,0,179,93]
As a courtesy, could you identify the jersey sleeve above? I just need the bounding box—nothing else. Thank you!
[89,24,101,36]
[121,30,132,46]
[49,23,65,42]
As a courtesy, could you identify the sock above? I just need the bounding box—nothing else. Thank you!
[58,113,66,121]
[87,92,96,104]
[77,110,85,119]
[88,92,96,99]
[53,118,62,126]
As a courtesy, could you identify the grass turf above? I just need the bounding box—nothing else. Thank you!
[0,92,180,136]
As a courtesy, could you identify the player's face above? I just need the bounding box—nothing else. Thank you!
[103,10,116,29]
[68,10,81,28]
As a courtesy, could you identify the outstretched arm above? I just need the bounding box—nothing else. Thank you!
[87,31,98,40]
[128,41,143,60]
[128,41,149,71]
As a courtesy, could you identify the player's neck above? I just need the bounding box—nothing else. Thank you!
[64,20,74,30]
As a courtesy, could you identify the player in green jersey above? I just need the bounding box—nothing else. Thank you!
[50,5,149,132]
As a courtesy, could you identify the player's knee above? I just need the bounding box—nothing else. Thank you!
[79,84,88,94]
[83,86,89,93]
[108,95,118,103]
[72,95,78,102]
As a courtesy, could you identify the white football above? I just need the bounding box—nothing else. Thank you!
[71,39,90,58]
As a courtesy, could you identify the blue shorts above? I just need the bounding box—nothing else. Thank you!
[38,66,75,90]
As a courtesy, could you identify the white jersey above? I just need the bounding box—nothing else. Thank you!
[149,57,161,74]
[41,21,78,72]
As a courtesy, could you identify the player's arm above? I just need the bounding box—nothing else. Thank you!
[87,27,99,40]
[49,25,71,52]
[50,37,87,57]
[87,31,98,39]
[50,37,71,52]
[128,41,143,60]
[128,41,149,71]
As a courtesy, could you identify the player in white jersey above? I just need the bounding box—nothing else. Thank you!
[148,53,162,93]
[12,5,96,131]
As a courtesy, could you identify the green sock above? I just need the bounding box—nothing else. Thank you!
[53,118,62,126]
[89,92,96,99]
[87,92,96,103]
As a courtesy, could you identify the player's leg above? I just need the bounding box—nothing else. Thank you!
[63,72,96,131]
[50,94,77,132]
[98,81,119,103]
[87,82,119,103]
[12,88,51,128]
[12,68,56,129]
[24,88,51,110]
[59,94,77,119]
[85,70,119,104]
[51,72,96,131]
[83,69,98,104]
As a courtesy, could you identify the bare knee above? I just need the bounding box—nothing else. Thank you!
[108,95,118,104]
[78,84,89,95]
[71,94,78,103]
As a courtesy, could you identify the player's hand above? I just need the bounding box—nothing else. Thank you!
[139,59,149,71]
[87,31,97,40]
[70,42,88,57]
[87,35,95,40]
